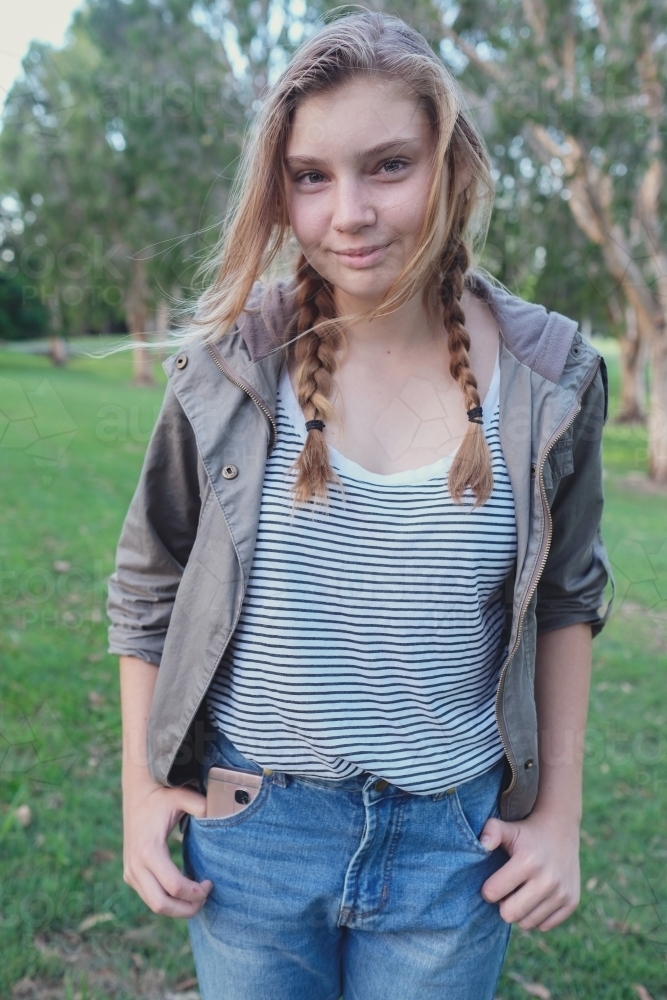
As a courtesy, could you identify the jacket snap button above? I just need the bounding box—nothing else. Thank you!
[524,759,534,770]
[530,464,536,478]
[175,354,188,370]
[374,779,389,792]
[221,464,238,480]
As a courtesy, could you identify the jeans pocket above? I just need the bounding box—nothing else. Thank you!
[450,763,503,855]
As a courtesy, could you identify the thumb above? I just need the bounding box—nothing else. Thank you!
[174,786,208,820]
[479,816,518,852]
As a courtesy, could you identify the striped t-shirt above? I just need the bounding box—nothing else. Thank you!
[206,355,517,794]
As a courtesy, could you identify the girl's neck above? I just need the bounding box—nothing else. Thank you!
[334,284,443,357]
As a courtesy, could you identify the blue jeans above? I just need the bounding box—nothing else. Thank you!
[183,732,512,1000]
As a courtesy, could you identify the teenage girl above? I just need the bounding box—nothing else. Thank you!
[109,13,611,1000]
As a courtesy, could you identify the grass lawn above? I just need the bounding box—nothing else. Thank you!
[0,345,666,1000]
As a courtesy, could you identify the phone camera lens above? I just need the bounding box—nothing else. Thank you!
[235,788,250,805]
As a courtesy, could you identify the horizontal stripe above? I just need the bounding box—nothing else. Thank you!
[207,358,517,794]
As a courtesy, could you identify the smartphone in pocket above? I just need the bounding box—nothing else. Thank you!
[206,766,263,818]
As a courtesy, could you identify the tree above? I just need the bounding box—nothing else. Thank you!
[432,0,667,479]
[0,0,242,382]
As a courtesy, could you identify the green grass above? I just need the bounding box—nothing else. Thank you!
[1,346,666,1000]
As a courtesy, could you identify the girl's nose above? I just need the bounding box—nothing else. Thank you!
[331,178,377,233]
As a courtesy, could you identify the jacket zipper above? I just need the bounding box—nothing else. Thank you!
[494,355,602,797]
[206,342,277,453]
[165,345,277,785]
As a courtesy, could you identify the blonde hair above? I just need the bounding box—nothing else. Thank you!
[187,11,496,505]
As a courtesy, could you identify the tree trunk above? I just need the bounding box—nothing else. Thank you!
[48,336,68,366]
[617,303,646,423]
[125,257,155,386]
[46,291,67,367]
[648,335,667,483]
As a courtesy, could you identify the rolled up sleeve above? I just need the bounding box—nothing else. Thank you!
[107,383,203,664]
[536,362,614,637]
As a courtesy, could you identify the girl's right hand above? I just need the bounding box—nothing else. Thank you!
[122,778,213,918]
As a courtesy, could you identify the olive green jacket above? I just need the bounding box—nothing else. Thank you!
[107,272,613,821]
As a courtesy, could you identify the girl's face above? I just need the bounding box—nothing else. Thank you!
[285,76,439,308]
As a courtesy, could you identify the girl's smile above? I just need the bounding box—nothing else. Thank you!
[331,240,395,267]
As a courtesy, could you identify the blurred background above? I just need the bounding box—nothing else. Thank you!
[0,2,666,998]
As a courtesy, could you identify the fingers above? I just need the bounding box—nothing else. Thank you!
[482,852,529,904]
[124,841,213,918]
[536,903,577,932]
[483,860,579,929]
[127,866,211,919]
[151,842,212,902]
[515,894,574,930]
[511,878,579,930]
[480,812,581,930]
[500,880,558,925]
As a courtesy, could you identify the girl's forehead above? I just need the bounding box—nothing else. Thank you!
[286,78,428,152]
[293,75,417,117]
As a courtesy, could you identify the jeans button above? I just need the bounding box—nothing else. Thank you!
[374,779,389,792]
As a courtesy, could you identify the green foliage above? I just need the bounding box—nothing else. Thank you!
[0,272,49,341]
[0,0,243,335]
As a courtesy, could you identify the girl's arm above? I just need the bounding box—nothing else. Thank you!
[120,656,212,917]
[479,622,592,931]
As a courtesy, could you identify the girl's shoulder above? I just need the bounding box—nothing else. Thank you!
[236,277,299,362]
[468,270,599,391]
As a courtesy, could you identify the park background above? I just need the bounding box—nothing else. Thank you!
[1,1,666,997]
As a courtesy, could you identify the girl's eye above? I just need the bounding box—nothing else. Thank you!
[380,158,408,175]
[296,171,326,185]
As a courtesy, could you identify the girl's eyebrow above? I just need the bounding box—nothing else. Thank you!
[285,137,422,170]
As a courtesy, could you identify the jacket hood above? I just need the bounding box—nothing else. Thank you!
[232,271,580,386]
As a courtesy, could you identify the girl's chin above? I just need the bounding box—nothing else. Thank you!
[323,267,399,306]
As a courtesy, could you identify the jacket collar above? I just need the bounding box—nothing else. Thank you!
[164,271,601,442]
[198,271,588,405]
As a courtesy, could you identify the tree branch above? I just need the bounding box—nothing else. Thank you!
[527,123,662,331]
[593,0,610,43]
[520,0,549,51]
[439,25,508,83]
[635,159,667,316]
[562,31,576,97]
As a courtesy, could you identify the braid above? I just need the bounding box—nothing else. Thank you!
[441,240,494,505]
[288,244,492,506]
[289,254,343,504]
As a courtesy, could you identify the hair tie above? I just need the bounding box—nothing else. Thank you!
[305,419,325,432]
[467,406,483,425]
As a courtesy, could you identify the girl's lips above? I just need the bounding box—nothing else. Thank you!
[332,243,392,267]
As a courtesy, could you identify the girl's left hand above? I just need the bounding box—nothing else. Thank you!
[478,810,580,931]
